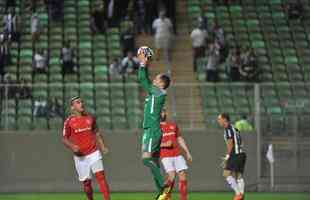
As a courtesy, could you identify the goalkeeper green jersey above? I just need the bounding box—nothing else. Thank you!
[138,65,166,129]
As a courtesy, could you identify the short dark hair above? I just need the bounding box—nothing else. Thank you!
[220,113,230,122]
[160,74,171,89]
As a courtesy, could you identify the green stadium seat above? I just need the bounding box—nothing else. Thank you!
[112,116,127,129]
[95,84,110,98]
[64,74,78,83]
[96,107,111,116]
[33,118,48,129]
[33,88,48,99]
[34,74,48,83]
[97,116,112,129]
[17,105,32,116]
[17,115,33,130]
[49,117,63,129]
[1,115,17,130]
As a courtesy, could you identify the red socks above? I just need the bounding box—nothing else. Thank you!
[95,171,111,200]
[179,180,188,200]
[83,179,94,200]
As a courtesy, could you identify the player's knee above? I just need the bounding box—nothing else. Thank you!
[167,172,176,181]
[95,171,106,181]
[178,170,187,181]
[142,152,152,159]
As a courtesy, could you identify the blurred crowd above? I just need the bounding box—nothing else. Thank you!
[190,5,259,82]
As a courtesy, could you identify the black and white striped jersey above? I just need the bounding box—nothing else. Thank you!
[224,124,244,155]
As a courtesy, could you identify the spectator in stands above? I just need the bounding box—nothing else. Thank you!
[3,36,11,66]
[105,0,122,27]
[121,51,139,74]
[0,35,11,70]
[213,0,235,5]
[117,0,131,21]
[5,0,16,11]
[0,37,6,81]
[198,5,209,32]
[205,43,219,82]
[27,0,37,12]
[109,58,121,76]
[226,46,241,81]
[144,0,158,34]
[90,6,106,34]
[0,45,5,82]
[60,40,76,74]
[213,19,228,63]
[47,0,64,22]
[121,27,135,56]
[34,98,48,118]
[286,1,303,20]
[213,19,225,47]
[134,0,146,34]
[31,12,41,44]
[242,47,256,66]
[160,0,176,34]
[33,49,48,73]
[3,73,18,99]
[235,115,254,132]
[239,48,259,82]
[17,78,32,99]
[190,24,208,72]
[3,9,20,43]
[152,11,173,61]
[48,97,63,117]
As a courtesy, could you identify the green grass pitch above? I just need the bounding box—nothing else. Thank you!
[0,192,309,200]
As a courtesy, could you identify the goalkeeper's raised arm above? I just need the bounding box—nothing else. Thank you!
[137,46,153,93]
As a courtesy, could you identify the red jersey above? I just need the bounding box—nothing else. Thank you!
[63,114,98,156]
[160,122,182,158]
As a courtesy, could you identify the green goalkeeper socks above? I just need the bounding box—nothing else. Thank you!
[143,157,165,191]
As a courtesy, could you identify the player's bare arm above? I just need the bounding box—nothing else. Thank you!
[160,140,174,148]
[96,131,109,155]
[62,137,82,156]
[226,139,234,156]
[177,136,193,163]
[222,139,234,171]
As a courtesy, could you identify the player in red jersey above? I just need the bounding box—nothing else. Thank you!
[159,109,192,200]
[62,96,110,200]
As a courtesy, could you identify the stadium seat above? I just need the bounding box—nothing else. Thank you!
[17,115,33,130]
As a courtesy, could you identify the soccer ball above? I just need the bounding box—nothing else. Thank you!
[137,46,154,60]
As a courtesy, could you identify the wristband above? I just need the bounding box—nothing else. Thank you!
[225,154,230,160]
[140,63,146,67]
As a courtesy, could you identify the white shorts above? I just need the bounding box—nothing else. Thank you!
[74,150,104,181]
[161,155,188,173]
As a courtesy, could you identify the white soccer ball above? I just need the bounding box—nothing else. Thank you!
[137,46,154,59]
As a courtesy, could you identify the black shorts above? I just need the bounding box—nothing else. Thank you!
[225,152,246,173]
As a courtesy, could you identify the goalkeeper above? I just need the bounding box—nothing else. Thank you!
[137,47,171,199]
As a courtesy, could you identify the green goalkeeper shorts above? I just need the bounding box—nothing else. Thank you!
[142,127,162,153]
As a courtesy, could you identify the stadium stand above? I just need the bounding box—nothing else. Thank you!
[0,0,142,130]
[1,0,310,134]
[187,0,310,133]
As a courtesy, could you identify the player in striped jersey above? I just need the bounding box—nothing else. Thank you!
[217,113,247,200]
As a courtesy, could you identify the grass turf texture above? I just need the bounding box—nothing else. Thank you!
[0,192,309,200]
